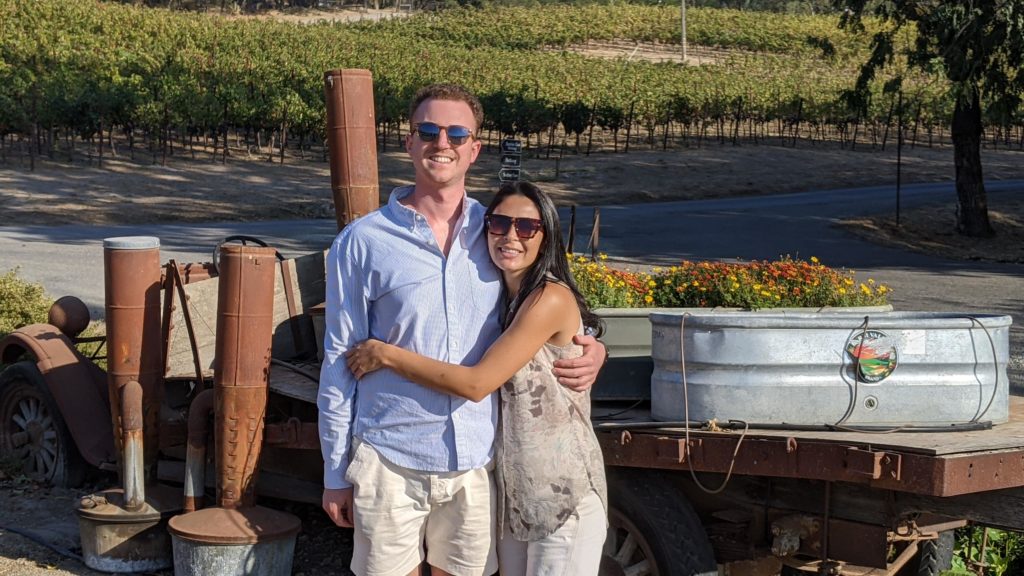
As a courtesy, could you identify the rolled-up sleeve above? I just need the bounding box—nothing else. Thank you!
[318,233,368,490]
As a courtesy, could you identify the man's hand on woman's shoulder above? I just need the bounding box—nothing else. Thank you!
[552,334,606,392]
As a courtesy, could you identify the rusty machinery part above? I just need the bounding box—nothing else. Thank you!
[0,326,115,472]
[0,361,89,486]
[183,389,216,513]
[48,296,91,338]
[103,236,164,481]
[76,484,182,573]
[165,260,208,388]
[167,505,300,546]
[121,380,146,512]
[324,68,379,230]
[601,468,716,576]
[209,235,284,276]
[213,244,278,510]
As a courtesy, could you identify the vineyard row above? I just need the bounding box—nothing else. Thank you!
[1,0,1022,171]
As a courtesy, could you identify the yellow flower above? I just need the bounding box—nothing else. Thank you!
[599,253,608,261]
[760,290,771,297]
[838,288,846,295]
[753,284,761,290]
[844,278,854,286]
[648,280,657,288]
[645,295,653,304]
[810,256,819,264]
[692,280,699,287]
[868,278,875,285]
[775,295,781,300]
[732,282,740,289]
[860,284,871,295]
[663,279,672,285]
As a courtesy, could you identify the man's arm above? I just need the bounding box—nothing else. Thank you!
[317,236,368,525]
[552,333,606,392]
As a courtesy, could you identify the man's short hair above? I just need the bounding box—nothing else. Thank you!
[408,84,484,132]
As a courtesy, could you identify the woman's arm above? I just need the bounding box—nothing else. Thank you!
[346,284,579,402]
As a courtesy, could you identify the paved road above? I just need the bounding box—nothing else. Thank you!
[2,180,1022,384]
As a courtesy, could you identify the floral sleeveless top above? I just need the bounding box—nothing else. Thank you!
[496,322,608,541]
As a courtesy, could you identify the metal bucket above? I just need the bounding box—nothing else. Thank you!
[168,506,301,576]
[76,487,175,573]
[651,311,1012,426]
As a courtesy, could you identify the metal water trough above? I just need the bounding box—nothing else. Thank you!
[651,311,1012,427]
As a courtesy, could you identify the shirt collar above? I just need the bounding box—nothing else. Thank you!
[388,185,476,235]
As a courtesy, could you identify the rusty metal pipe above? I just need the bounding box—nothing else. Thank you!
[183,389,215,513]
[214,245,278,509]
[121,380,145,512]
[103,236,163,484]
[324,68,379,230]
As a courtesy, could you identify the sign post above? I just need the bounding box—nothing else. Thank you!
[498,138,522,183]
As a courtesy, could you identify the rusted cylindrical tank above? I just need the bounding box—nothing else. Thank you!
[324,68,379,230]
[102,236,164,481]
[168,245,300,576]
[212,245,276,508]
[77,236,177,573]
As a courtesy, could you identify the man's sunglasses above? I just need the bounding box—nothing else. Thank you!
[413,122,474,146]
[485,214,544,240]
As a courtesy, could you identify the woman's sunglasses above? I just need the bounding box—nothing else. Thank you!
[413,122,474,146]
[485,214,544,240]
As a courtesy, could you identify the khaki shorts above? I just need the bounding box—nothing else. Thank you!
[345,439,498,576]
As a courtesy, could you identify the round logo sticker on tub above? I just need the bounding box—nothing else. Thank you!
[846,330,898,383]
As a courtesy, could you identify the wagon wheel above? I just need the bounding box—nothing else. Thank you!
[211,235,284,275]
[0,362,85,487]
[601,468,718,576]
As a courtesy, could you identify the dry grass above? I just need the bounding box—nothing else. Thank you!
[839,197,1024,264]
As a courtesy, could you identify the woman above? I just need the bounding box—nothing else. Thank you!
[346,181,607,575]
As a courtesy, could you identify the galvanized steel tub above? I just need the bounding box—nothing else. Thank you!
[651,311,1012,426]
[594,306,892,400]
[168,506,301,576]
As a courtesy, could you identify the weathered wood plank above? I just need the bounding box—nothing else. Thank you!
[594,395,1024,457]
[165,250,327,379]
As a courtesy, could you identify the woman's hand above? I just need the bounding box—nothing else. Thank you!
[345,339,392,379]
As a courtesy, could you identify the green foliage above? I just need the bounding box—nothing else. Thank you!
[0,0,977,156]
[568,254,890,309]
[834,0,1024,237]
[952,527,1024,576]
[0,269,51,337]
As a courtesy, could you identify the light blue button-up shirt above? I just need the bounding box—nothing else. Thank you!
[318,186,503,489]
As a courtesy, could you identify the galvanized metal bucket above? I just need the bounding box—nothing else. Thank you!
[651,311,1012,426]
[168,506,301,576]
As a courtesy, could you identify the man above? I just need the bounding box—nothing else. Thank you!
[318,84,605,576]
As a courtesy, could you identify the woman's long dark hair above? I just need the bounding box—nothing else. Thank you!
[485,182,603,336]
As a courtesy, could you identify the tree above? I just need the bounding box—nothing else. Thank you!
[834,1,1024,237]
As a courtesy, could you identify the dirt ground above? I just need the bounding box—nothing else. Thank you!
[2,139,1023,261]
[2,141,1024,575]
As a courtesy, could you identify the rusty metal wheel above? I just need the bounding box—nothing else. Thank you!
[601,469,718,576]
[0,361,85,486]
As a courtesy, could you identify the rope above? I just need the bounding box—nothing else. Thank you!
[680,312,748,495]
